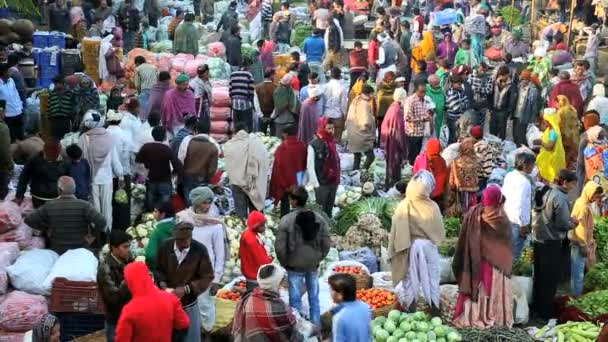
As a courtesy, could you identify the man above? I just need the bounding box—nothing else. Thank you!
[272,74,298,137]
[79,110,124,231]
[502,151,535,261]
[513,70,541,146]
[307,118,340,216]
[375,33,397,84]
[298,86,323,145]
[115,262,190,341]
[120,98,143,147]
[399,20,412,61]
[323,67,348,142]
[25,176,106,254]
[144,201,176,271]
[106,110,133,231]
[272,3,294,51]
[323,14,343,71]
[303,29,326,82]
[270,125,307,216]
[239,211,272,290]
[133,56,158,120]
[572,60,593,103]
[275,189,331,326]
[299,72,324,106]
[489,65,517,140]
[583,24,599,73]
[134,111,160,152]
[404,83,432,164]
[15,140,69,208]
[426,74,445,135]
[0,63,24,142]
[171,115,198,157]
[217,1,238,33]
[254,69,276,135]
[0,100,13,200]
[136,126,183,211]
[118,0,140,53]
[470,125,496,192]
[173,13,200,56]
[189,65,212,123]
[532,169,576,319]
[155,222,214,342]
[224,25,243,70]
[348,41,368,89]
[412,7,424,34]
[177,121,219,204]
[162,74,195,135]
[549,71,584,117]
[261,0,274,37]
[445,75,470,144]
[291,51,310,89]
[16,39,37,89]
[468,62,492,124]
[7,54,26,105]
[168,10,185,40]
[229,65,255,132]
[98,229,134,341]
[232,264,303,341]
[224,124,270,219]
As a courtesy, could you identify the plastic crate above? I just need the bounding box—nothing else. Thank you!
[49,277,105,314]
[56,313,105,342]
[48,33,66,49]
[32,33,48,49]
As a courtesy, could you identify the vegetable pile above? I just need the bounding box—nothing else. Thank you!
[358,289,396,311]
[333,265,364,275]
[290,23,313,49]
[593,217,608,264]
[459,326,533,341]
[532,321,602,342]
[371,310,463,342]
[334,186,363,208]
[216,289,241,301]
[568,290,608,318]
[334,197,396,235]
[583,263,608,292]
[443,218,461,239]
[131,183,146,203]
[125,212,157,258]
[512,247,534,277]
[340,213,389,256]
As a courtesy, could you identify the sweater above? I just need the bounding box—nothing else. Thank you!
[15,154,69,200]
[533,185,572,242]
[349,49,368,73]
[136,142,183,183]
[331,301,372,342]
[239,228,272,280]
[229,70,255,102]
[303,35,325,63]
[97,252,133,324]
[68,159,92,201]
[144,218,175,271]
[225,34,243,67]
[25,195,107,254]
[154,239,215,307]
[275,207,331,272]
[48,89,75,119]
[181,135,218,182]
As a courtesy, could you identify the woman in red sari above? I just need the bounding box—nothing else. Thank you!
[424,138,448,207]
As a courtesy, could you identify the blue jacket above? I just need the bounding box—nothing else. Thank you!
[303,35,325,63]
[331,301,372,342]
[69,159,91,201]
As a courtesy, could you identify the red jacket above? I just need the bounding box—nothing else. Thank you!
[368,39,379,67]
[115,262,190,342]
[239,228,272,280]
[269,137,307,203]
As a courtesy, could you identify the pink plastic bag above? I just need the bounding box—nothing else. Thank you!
[156,53,175,72]
[0,224,33,250]
[0,243,18,268]
[0,291,48,332]
[212,87,230,107]
[210,106,231,121]
[0,202,22,234]
[210,121,231,134]
[484,47,502,61]
[184,60,204,77]
[211,80,229,88]
[24,237,45,250]
[175,53,195,60]
[0,331,25,342]
[207,42,226,58]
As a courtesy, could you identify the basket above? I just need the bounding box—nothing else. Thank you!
[334,272,373,290]
[211,297,238,333]
[372,301,397,318]
[49,278,104,314]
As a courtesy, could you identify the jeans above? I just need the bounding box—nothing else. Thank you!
[233,107,253,133]
[511,223,527,261]
[146,181,172,211]
[315,184,338,218]
[184,301,202,342]
[446,116,458,144]
[138,89,151,120]
[570,245,585,297]
[105,321,116,342]
[232,184,253,219]
[287,270,320,325]
[512,118,528,147]
[182,176,207,207]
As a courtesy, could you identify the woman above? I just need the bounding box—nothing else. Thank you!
[414,138,448,206]
[307,117,340,217]
[162,74,196,135]
[436,32,458,67]
[348,73,371,106]
[411,31,435,75]
[272,74,298,137]
[570,181,602,296]
[346,84,376,170]
[376,71,396,140]
[146,71,172,119]
[452,185,513,328]
[75,77,100,129]
[380,88,407,190]
[389,170,445,315]
[576,112,604,196]
[556,95,581,169]
[448,138,480,214]
[69,6,88,43]
[537,110,566,183]
[107,86,125,111]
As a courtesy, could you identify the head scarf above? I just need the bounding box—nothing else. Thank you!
[33,314,58,342]
[556,95,580,145]
[412,170,436,196]
[247,211,266,230]
[75,76,99,114]
[469,125,483,139]
[316,117,340,184]
[425,138,441,157]
[571,181,601,246]
[175,73,189,85]
[189,186,215,207]
[451,138,479,192]
[587,125,603,143]
[82,109,104,129]
[257,264,285,291]
[393,87,407,103]
[424,138,448,198]
[69,6,85,26]
[583,112,601,130]
[537,111,566,182]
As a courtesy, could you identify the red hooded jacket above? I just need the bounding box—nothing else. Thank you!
[115,262,190,342]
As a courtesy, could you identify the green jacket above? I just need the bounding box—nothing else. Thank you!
[145,218,175,271]
[0,121,13,172]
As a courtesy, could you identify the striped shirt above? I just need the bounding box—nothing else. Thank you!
[261,0,273,23]
[229,70,255,110]
[134,63,158,92]
[48,89,75,119]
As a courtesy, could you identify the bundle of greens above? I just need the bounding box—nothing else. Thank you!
[499,6,521,26]
[444,218,461,239]
[290,23,313,49]
[334,197,397,236]
[594,217,608,264]
[569,290,608,318]
[584,263,608,292]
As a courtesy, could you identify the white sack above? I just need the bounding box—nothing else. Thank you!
[6,249,59,295]
[42,248,98,295]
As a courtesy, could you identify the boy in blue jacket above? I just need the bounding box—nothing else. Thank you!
[65,144,91,201]
[329,273,372,342]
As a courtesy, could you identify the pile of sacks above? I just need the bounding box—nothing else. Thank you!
[0,201,41,252]
[209,80,232,143]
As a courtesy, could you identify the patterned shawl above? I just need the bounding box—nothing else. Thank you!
[33,314,58,342]
[450,138,479,192]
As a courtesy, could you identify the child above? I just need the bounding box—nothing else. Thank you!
[328,273,371,342]
[65,144,91,201]
[239,211,272,290]
[144,201,175,271]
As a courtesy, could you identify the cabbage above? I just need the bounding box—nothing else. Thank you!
[400,313,409,322]
[114,189,128,204]
[386,337,397,342]
[388,309,401,323]
[392,328,405,339]
[431,317,442,326]
[375,329,390,342]
[417,332,428,341]
[384,320,396,334]
[427,331,437,341]
[417,322,429,332]
[447,331,462,342]
[413,312,427,321]
[437,338,446,342]
[434,326,447,337]
[399,321,412,332]
[374,316,387,326]
[398,339,407,342]
[405,331,417,339]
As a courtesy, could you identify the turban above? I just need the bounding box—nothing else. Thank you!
[583,112,600,130]
[175,73,190,85]
[106,109,124,122]
[82,109,104,129]
[189,186,215,207]
[520,69,532,80]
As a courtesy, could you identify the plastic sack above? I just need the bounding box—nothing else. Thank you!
[0,331,27,342]
[211,87,231,107]
[464,15,486,35]
[371,272,393,290]
[0,223,33,250]
[207,42,226,58]
[0,271,7,294]
[434,9,457,25]
[441,143,460,167]
[526,124,542,147]
[0,291,48,332]
[210,133,230,143]
[488,167,508,186]
[250,12,262,43]
[208,57,231,80]
[24,93,40,135]
[210,106,231,121]
[0,202,22,234]
[339,153,354,172]
[0,242,19,268]
[513,275,533,304]
[511,277,530,324]
[42,248,98,294]
[339,247,378,273]
[439,256,456,284]
[210,121,231,135]
[24,236,45,250]
[6,249,58,295]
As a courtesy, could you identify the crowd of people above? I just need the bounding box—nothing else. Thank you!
[1,0,608,340]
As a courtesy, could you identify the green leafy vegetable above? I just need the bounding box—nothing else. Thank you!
[290,23,313,50]
[594,217,608,264]
[444,218,461,239]
[334,198,397,236]
[568,289,608,318]
[584,263,608,292]
[498,6,521,27]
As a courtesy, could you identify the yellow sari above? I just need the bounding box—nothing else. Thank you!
[536,112,566,183]
[411,31,435,74]
[556,95,580,169]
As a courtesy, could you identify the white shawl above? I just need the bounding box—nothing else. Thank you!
[98,34,114,81]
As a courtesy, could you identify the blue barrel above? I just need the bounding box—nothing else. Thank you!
[0,7,9,19]
[48,32,66,49]
[32,32,48,49]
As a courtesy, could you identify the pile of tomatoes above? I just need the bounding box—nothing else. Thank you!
[356,288,396,310]
[333,265,365,275]
[217,290,241,301]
